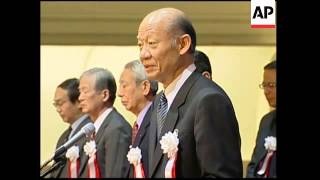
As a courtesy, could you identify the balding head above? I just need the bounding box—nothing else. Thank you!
[141,8,185,28]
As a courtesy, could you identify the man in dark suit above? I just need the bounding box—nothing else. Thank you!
[50,78,91,178]
[78,68,132,178]
[194,50,212,80]
[137,8,243,177]
[247,60,276,178]
[118,60,158,178]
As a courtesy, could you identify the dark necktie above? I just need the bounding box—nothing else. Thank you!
[132,121,139,144]
[66,126,72,141]
[157,92,168,138]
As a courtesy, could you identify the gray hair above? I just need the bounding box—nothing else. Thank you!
[124,60,158,96]
[80,67,117,104]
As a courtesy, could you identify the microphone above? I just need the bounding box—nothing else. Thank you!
[40,123,95,171]
[54,122,95,160]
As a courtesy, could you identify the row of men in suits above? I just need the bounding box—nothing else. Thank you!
[48,60,158,178]
[50,67,132,178]
[47,7,275,178]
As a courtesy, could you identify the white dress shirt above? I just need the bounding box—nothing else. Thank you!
[164,63,196,111]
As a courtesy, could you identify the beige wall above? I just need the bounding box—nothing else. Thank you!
[40,45,275,165]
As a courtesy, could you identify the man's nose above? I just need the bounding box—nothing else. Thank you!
[140,47,151,60]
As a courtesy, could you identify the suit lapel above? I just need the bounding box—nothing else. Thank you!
[79,112,113,177]
[256,114,277,166]
[150,72,200,177]
[133,106,151,147]
[95,109,115,143]
[148,98,159,175]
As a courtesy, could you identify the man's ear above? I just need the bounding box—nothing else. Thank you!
[142,80,151,96]
[202,71,212,80]
[178,34,192,55]
[101,89,110,102]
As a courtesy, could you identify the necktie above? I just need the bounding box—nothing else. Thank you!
[66,126,72,141]
[132,121,139,144]
[157,92,168,138]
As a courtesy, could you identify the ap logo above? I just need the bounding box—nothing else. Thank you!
[251,0,276,28]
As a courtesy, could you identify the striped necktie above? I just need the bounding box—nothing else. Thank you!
[157,92,168,138]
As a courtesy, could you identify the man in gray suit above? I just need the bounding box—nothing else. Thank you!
[78,68,131,178]
[118,60,158,177]
[50,78,91,178]
[137,8,243,177]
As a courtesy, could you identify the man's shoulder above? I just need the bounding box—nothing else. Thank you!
[108,108,131,129]
[190,75,231,101]
[260,110,276,125]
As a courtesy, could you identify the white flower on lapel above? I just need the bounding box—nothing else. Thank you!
[160,129,179,158]
[264,136,276,151]
[65,145,79,162]
[127,146,142,166]
[83,140,97,157]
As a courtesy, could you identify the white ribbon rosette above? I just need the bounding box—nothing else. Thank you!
[160,129,179,178]
[127,146,145,178]
[264,136,276,152]
[65,145,80,178]
[257,136,276,176]
[83,140,100,178]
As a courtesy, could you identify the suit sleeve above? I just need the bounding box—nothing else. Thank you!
[104,123,131,177]
[194,92,243,178]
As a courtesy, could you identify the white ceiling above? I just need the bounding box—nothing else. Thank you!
[41,1,276,46]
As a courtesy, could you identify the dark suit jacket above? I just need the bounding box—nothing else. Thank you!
[50,116,91,178]
[246,110,276,178]
[148,72,243,178]
[128,104,153,178]
[79,108,132,178]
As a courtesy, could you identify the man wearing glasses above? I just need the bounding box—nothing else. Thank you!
[50,78,91,178]
[247,60,277,178]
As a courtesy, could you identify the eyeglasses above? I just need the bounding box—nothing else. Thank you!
[259,82,276,89]
[53,100,67,108]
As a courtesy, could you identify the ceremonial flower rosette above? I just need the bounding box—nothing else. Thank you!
[65,145,80,178]
[264,136,276,152]
[160,129,179,178]
[127,146,145,178]
[258,136,276,177]
[84,140,100,178]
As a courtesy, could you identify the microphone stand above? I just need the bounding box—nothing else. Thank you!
[40,156,54,170]
[40,160,64,178]
[40,153,65,178]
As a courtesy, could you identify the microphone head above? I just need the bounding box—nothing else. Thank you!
[81,123,95,136]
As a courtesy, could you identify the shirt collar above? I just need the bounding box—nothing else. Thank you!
[94,107,113,133]
[69,114,89,138]
[164,63,196,110]
[136,101,152,129]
